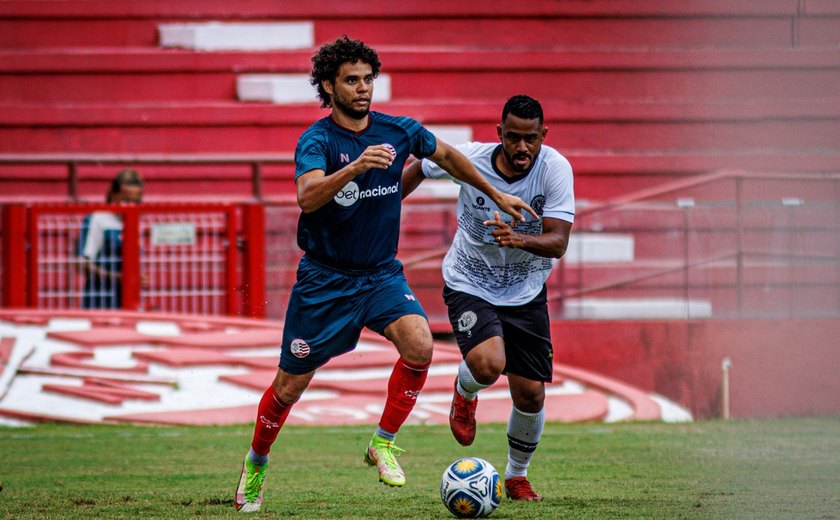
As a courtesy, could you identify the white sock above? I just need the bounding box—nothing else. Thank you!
[505,406,545,479]
[456,360,489,400]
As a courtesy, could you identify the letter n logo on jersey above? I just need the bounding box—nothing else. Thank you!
[340,153,350,163]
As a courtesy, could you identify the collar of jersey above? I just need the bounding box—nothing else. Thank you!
[328,112,373,135]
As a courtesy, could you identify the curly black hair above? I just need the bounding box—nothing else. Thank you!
[310,36,381,108]
[502,95,544,125]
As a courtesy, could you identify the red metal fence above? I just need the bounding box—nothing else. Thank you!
[1,202,265,317]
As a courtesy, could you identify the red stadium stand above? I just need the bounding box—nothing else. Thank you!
[0,2,838,201]
[1,2,839,420]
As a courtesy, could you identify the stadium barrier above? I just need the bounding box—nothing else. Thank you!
[3,168,838,323]
[1,202,265,317]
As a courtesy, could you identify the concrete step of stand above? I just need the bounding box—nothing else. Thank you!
[159,22,313,51]
[564,297,712,319]
[237,73,392,104]
[565,232,635,264]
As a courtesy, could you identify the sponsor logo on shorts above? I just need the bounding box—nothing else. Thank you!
[291,338,310,358]
[457,310,478,332]
[334,180,400,207]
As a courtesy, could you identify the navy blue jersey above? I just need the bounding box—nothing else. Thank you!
[294,112,437,271]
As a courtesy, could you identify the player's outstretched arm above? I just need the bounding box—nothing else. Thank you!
[428,139,539,223]
[401,160,425,200]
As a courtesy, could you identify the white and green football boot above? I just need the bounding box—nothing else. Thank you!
[235,457,268,512]
[364,434,406,487]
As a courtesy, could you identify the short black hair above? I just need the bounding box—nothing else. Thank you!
[310,36,381,108]
[502,95,544,125]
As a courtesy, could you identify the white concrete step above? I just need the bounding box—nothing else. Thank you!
[563,297,713,319]
[159,22,314,51]
[565,232,634,264]
[425,125,473,147]
[237,73,392,104]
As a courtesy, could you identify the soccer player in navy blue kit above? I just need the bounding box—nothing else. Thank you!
[235,37,537,513]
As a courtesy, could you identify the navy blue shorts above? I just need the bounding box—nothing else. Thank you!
[279,255,427,374]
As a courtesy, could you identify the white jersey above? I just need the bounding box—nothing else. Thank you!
[422,142,574,306]
[81,211,123,260]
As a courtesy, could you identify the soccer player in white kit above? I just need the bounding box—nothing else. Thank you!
[402,95,574,502]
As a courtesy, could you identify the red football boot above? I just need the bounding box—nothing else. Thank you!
[504,477,543,501]
[448,379,478,446]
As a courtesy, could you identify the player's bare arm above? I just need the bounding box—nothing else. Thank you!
[485,210,571,258]
[296,144,395,213]
[428,139,539,223]
[400,159,425,199]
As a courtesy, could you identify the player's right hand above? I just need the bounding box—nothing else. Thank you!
[355,144,396,171]
[494,192,539,225]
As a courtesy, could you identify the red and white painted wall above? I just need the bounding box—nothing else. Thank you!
[0,309,691,428]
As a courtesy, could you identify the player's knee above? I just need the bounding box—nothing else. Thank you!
[272,382,304,404]
[514,388,545,413]
[395,329,433,365]
[272,369,312,404]
[469,356,505,385]
[401,340,433,366]
[389,315,433,365]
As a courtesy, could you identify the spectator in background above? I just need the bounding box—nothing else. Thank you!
[76,168,144,309]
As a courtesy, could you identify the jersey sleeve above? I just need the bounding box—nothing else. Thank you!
[541,151,576,224]
[294,128,329,179]
[81,213,106,259]
[400,118,437,159]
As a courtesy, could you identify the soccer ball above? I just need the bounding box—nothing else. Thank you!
[440,457,502,518]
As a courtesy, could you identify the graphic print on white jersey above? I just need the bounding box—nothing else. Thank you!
[421,141,574,306]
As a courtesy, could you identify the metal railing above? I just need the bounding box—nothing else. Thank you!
[398,170,840,320]
[0,153,294,201]
[3,153,838,321]
[564,170,840,318]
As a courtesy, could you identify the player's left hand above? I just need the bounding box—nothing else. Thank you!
[493,193,539,225]
[484,211,526,248]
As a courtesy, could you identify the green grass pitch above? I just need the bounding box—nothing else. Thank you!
[1,418,839,519]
